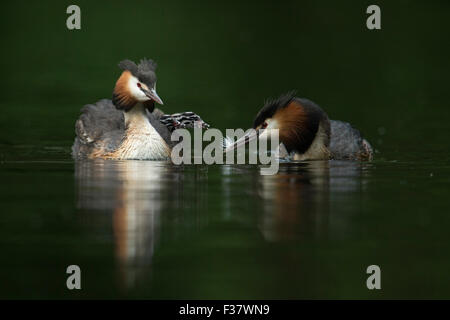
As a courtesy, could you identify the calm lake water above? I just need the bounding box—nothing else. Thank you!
[1,151,449,299]
[0,1,449,299]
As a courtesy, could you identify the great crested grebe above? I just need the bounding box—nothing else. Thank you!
[72,58,208,160]
[225,92,373,160]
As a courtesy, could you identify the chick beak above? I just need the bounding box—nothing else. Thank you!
[143,88,164,105]
[224,129,262,153]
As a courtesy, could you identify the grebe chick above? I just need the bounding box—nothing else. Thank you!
[225,92,373,161]
[72,59,208,160]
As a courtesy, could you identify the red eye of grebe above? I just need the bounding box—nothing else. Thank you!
[137,83,142,88]
[262,122,268,129]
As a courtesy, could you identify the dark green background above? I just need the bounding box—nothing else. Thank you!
[0,0,449,299]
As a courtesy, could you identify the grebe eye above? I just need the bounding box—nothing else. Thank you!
[137,83,142,88]
[262,122,268,129]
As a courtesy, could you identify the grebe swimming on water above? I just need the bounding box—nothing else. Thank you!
[225,92,373,161]
[72,59,208,160]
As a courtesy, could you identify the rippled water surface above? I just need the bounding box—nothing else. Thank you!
[1,151,449,299]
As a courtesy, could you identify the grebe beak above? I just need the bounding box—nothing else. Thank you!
[224,128,262,153]
[142,88,164,105]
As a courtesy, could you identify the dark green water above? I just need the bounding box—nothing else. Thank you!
[1,1,449,299]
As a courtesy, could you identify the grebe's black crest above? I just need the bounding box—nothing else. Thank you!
[118,59,138,75]
[118,58,157,88]
[253,91,297,129]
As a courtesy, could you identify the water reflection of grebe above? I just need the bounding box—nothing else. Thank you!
[75,161,167,288]
[75,160,209,289]
[223,161,369,242]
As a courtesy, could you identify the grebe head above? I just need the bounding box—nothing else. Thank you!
[225,91,330,155]
[112,58,163,111]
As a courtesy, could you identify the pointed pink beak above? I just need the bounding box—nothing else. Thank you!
[142,88,164,105]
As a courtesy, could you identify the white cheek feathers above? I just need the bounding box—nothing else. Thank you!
[128,76,150,102]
